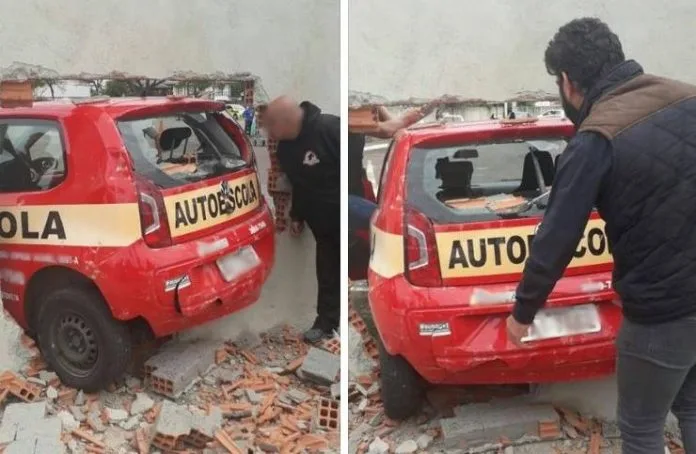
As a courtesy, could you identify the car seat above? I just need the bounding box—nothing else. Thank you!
[436,157,474,198]
[516,150,555,193]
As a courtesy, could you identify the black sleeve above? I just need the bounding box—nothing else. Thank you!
[512,132,612,324]
[323,114,341,163]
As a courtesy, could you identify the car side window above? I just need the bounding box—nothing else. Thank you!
[0,120,66,193]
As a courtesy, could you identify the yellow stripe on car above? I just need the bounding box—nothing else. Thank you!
[369,225,405,278]
[0,204,142,247]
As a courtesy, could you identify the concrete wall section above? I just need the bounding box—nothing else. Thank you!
[349,0,696,100]
[0,0,340,113]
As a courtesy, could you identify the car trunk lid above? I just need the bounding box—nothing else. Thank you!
[117,103,265,246]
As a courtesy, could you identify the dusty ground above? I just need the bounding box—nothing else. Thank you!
[348,286,684,454]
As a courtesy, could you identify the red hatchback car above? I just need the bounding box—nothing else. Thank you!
[367,118,619,419]
[0,96,274,390]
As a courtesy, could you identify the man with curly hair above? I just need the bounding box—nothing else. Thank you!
[504,18,696,452]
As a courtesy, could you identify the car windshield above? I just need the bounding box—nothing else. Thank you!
[406,138,567,223]
[118,111,247,189]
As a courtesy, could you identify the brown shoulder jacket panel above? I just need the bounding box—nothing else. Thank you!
[578,74,696,140]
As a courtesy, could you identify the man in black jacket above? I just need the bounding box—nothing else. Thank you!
[264,96,340,342]
[506,18,696,452]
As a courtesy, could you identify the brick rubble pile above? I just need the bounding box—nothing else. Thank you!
[0,325,340,454]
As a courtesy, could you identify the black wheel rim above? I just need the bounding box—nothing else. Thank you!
[50,312,99,378]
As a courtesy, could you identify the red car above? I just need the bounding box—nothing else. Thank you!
[367,118,619,419]
[0,96,274,390]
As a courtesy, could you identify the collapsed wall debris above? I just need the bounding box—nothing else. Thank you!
[0,326,340,453]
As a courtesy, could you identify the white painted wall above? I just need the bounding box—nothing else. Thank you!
[0,0,340,113]
[349,0,696,101]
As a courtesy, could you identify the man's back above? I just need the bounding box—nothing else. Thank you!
[580,70,696,323]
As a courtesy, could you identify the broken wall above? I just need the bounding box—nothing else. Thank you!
[0,0,339,113]
[349,0,696,101]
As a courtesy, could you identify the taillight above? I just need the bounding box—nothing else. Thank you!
[135,176,172,248]
[404,207,442,286]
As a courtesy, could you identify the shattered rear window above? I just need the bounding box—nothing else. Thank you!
[406,139,567,223]
[117,111,247,189]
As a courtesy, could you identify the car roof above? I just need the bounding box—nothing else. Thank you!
[403,117,575,147]
[0,97,225,120]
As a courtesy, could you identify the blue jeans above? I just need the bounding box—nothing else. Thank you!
[348,195,377,232]
[617,315,696,453]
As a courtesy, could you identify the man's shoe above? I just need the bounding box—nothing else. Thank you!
[303,326,332,343]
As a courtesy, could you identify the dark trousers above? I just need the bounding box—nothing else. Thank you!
[617,315,696,453]
[312,232,340,331]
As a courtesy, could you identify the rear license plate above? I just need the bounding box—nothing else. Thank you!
[521,304,601,343]
[216,247,260,282]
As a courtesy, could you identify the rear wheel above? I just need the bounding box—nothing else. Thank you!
[380,345,425,420]
[36,287,132,391]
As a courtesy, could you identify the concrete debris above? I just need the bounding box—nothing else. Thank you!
[286,388,310,404]
[298,347,340,386]
[73,391,85,407]
[442,399,560,448]
[130,392,154,415]
[394,439,418,453]
[69,406,86,423]
[119,415,140,431]
[246,388,262,404]
[57,410,80,431]
[45,386,58,400]
[416,433,433,449]
[86,410,106,433]
[106,407,129,423]
[367,436,389,454]
[0,324,338,453]
[145,339,219,398]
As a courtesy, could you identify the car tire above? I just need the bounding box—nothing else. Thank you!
[36,287,132,392]
[379,345,425,420]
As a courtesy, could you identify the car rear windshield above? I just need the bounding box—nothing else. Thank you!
[117,111,247,189]
[406,139,567,223]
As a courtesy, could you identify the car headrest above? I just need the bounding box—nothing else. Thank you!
[159,127,192,151]
[436,158,474,188]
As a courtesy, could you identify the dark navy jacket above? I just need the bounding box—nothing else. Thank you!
[514,61,696,325]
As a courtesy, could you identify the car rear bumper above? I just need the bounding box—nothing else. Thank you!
[98,206,275,337]
[368,272,620,385]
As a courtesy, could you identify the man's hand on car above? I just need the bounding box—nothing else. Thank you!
[289,220,304,237]
[506,315,531,347]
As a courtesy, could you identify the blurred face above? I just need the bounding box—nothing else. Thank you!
[263,109,300,141]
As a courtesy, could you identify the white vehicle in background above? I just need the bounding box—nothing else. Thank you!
[539,108,566,119]
[225,103,246,119]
